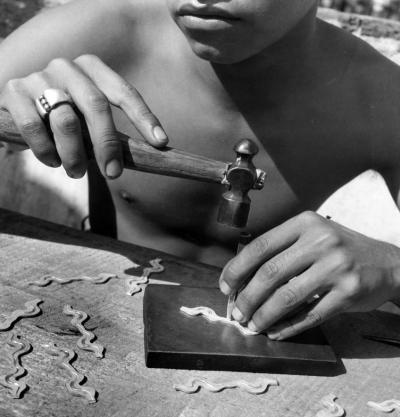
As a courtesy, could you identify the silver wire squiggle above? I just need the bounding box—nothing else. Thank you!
[173,377,278,394]
[367,399,400,413]
[126,258,164,296]
[0,332,31,398]
[45,343,97,404]
[28,273,118,287]
[180,306,259,336]
[0,299,43,331]
[315,394,345,417]
[63,305,104,359]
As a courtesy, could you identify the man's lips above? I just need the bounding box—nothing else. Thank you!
[177,4,240,21]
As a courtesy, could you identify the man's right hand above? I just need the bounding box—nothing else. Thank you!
[0,54,168,179]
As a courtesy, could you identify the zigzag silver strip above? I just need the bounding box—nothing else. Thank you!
[367,399,400,413]
[28,273,118,287]
[63,305,104,359]
[314,394,345,417]
[0,332,31,399]
[180,306,258,336]
[126,258,164,296]
[0,299,43,331]
[45,343,97,404]
[174,377,278,394]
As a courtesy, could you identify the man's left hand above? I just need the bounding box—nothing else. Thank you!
[219,211,400,340]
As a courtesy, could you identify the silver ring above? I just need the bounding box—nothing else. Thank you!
[35,88,73,119]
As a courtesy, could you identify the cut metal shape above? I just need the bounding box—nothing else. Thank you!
[28,273,118,287]
[144,285,341,375]
[45,343,97,404]
[126,258,164,296]
[0,332,31,399]
[0,299,43,331]
[315,394,345,417]
[173,376,278,394]
[180,306,258,336]
[63,305,104,359]
[367,399,400,413]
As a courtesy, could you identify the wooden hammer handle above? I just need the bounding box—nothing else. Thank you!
[0,108,228,183]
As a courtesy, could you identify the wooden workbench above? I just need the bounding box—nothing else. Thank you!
[0,208,399,417]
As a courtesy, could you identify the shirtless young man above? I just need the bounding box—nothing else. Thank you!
[1,0,400,340]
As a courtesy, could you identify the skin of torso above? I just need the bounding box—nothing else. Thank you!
[106,0,400,266]
[2,0,400,266]
[109,6,301,265]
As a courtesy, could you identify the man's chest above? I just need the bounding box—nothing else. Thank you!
[107,56,372,240]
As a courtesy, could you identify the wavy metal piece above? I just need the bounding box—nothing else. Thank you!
[0,332,31,398]
[126,258,164,296]
[315,394,345,417]
[0,299,43,331]
[28,273,118,287]
[45,343,97,404]
[367,399,400,413]
[174,377,278,394]
[180,306,259,336]
[63,305,104,359]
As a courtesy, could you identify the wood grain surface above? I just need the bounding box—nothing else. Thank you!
[0,208,400,417]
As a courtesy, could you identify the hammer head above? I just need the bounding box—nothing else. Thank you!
[217,139,266,228]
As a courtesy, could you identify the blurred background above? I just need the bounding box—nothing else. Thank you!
[319,0,400,20]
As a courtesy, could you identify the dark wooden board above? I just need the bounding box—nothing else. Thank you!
[144,285,342,376]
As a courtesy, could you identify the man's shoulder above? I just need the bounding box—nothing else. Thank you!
[52,0,170,66]
[348,27,400,116]
[317,18,400,89]
[119,0,170,25]
[323,20,400,167]
[314,18,400,125]
[310,20,400,169]
[50,0,168,42]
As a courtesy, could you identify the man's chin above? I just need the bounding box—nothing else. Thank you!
[188,41,247,64]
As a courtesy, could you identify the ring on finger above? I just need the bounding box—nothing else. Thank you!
[35,88,73,119]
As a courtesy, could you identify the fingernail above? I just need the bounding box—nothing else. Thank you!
[220,280,232,296]
[152,126,168,145]
[232,307,243,322]
[106,159,122,179]
[49,156,61,168]
[268,329,281,340]
[247,320,258,332]
[66,170,81,179]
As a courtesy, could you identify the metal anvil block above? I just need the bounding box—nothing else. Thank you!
[143,285,342,376]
